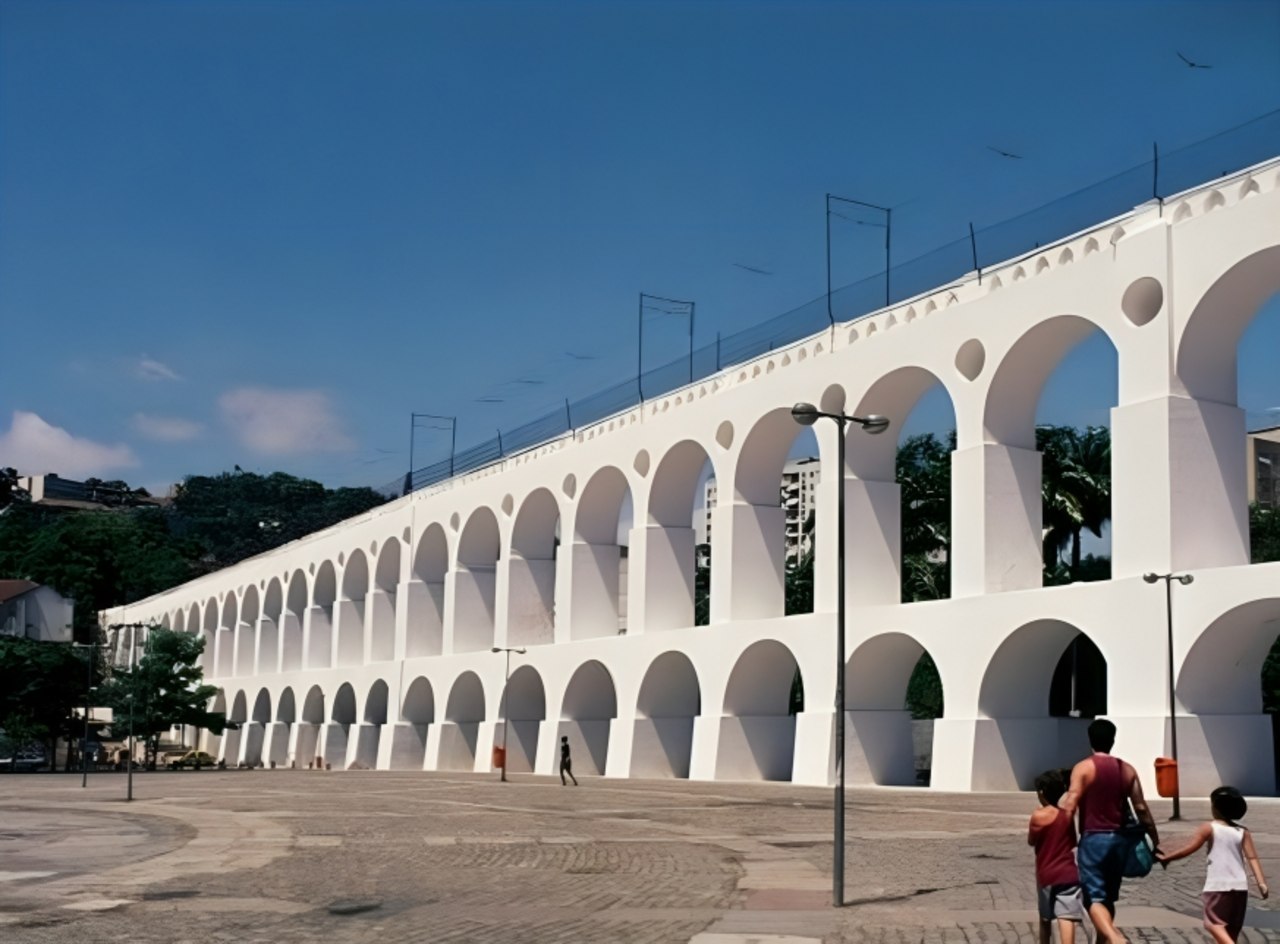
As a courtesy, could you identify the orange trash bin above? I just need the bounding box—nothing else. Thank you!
[1154,757,1179,798]
[492,746,506,770]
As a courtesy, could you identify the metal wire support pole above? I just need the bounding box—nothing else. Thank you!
[826,195,892,321]
[1152,141,1160,202]
[969,222,980,283]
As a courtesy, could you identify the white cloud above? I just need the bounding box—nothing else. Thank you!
[0,411,139,478]
[218,387,355,456]
[132,413,204,442]
[135,356,181,382]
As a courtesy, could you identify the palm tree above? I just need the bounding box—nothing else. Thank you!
[1038,425,1111,577]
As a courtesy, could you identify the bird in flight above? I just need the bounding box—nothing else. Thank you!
[1177,51,1212,69]
[987,145,1024,160]
[733,262,772,276]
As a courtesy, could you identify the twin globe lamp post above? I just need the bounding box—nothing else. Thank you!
[790,401,889,906]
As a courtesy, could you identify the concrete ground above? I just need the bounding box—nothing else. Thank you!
[0,770,1277,943]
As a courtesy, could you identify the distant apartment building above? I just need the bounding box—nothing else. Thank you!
[0,581,74,643]
[1249,427,1280,509]
[15,473,162,510]
[697,457,821,568]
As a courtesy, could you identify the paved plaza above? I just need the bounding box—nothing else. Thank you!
[0,770,1277,943]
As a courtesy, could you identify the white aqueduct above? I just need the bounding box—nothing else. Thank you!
[104,158,1280,795]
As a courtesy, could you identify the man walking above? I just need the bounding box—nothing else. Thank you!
[1060,719,1161,944]
[559,735,578,786]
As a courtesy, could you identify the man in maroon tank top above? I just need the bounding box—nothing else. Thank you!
[1060,719,1161,944]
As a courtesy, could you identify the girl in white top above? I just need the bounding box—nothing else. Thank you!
[1158,786,1269,944]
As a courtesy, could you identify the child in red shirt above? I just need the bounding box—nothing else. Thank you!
[1029,768,1085,944]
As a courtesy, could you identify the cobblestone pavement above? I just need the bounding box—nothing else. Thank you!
[0,770,1277,943]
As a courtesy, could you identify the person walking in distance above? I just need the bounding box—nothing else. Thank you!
[559,735,578,786]
[1059,719,1161,944]
[1158,786,1269,944]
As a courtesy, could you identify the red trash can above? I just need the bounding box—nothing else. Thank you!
[492,746,506,770]
[1154,757,1179,798]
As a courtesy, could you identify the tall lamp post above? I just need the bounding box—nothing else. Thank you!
[70,640,97,787]
[492,646,527,783]
[1143,571,1193,821]
[791,401,890,906]
[108,622,146,802]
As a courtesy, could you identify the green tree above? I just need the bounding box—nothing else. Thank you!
[0,467,29,510]
[1038,425,1111,578]
[98,627,227,767]
[0,636,88,769]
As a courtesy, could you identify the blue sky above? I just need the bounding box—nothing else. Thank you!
[1,0,1278,495]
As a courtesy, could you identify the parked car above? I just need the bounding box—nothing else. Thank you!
[168,750,218,769]
[161,750,189,768]
[0,746,48,772]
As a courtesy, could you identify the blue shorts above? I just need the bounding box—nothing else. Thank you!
[1077,832,1127,913]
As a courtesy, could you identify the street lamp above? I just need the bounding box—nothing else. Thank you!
[70,641,97,787]
[492,646,527,783]
[790,401,890,906]
[1143,571,1193,820]
[108,622,146,802]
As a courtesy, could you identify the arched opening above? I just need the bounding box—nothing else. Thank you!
[845,633,944,786]
[632,651,701,778]
[718,639,801,781]
[241,688,271,767]
[645,440,715,630]
[296,684,325,768]
[850,368,957,604]
[186,602,199,639]
[499,664,545,773]
[440,671,485,771]
[217,594,239,678]
[408,524,448,657]
[173,609,185,633]
[559,660,617,776]
[200,599,217,675]
[336,550,369,668]
[236,585,260,677]
[282,570,307,673]
[270,686,295,767]
[391,676,434,770]
[260,579,283,675]
[507,488,561,647]
[204,689,227,756]
[307,561,337,669]
[975,619,1108,790]
[732,408,823,619]
[570,466,632,640]
[454,508,500,652]
[1177,595,1280,795]
[983,315,1118,589]
[322,682,357,769]
[349,679,389,769]
[369,539,401,663]
[223,690,248,764]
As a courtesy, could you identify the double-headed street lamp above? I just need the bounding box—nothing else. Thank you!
[790,401,890,906]
[1143,571,1193,821]
[492,646,527,783]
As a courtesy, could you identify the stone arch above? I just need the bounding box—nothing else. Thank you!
[336,550,369,668]
[500,665,546,773]
[392,676,435,770]
[558,660,617,776]
[507,487,562,647]
[277,687,296,724]
[440,671,485,771]
[282,570,307,673]
[980,315,1119,591]
[217,593,239,678]
[454,507,500,653]
[222,689,249,763]
[844,633,942,785]
[408,524,448,657]
[850,365,959,604]
[269,686,295,767]
[332,682,357,725]
[1175,596,1280,795]
[570,466,633,640]
[204,688,227,757]
[297,684,326,768]
[307,561,337,669]
[186,602,200,636]
[252,688,272,723]
[643,439,716,630]
[632,651,701,778]
[718,639,801,781]
[323,682,358,769]
[732,407,824,619]
[173,608,185,633]
[237,687,270,767]
[347,678,389,769]
[974,619,1107,790]
[258,579,283,676]
[363,679,389,724]
[200,598,218,675]
[235,585,260,678]
[368,539,401,663]
[302,684,325,724]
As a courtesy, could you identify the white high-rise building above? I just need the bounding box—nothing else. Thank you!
[698,458,820,567]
